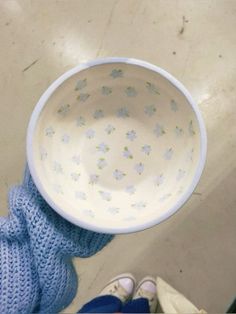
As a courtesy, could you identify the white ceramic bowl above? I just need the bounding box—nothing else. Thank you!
[27,58,207,234]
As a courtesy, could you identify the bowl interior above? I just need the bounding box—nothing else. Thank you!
[31,62,201,233]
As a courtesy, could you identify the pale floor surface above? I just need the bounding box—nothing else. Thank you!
[0,1,236,312]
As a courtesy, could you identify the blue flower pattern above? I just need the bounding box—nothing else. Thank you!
[61,134,70,143]
[125,86,137,97]
[154,124,165,137]
[96,142,109,153]
[102,86,112,95]
[75,78,87,91]
[94,109,104,119]
[45,126,55,137]
[164,148,173,160]
[40,148,48,161]
[189,120,195,136]
[75,191,87,200]
[105,124,115,134]
[57,104,70,117]
[45,72,193,218]
[176,169,185,181]
[141,145,151,155]
[77,93,90,102]
[131,201,147,210]
[89,174,99,185]
[97,158,107,170]
[76,116,85,127]
[72,155,80,165]
[125,185,136,195]
[123,147,133,159]
[83,209,94,218]
[126,130,136,141]
[175,126,183,137]
[155,174,164,186]
[85,129,95,139]
[108,207,120,214]
[110,69,123,78]
[71,172,80,181]
[144,105,156,116]
[117,107,129,118]
[113,169,126,180]
[186,148,194,162]
[53,184,63,194]
[170,99,178,112]
[134,162,144,175]
[53,162,63,174]
[159,194,172,202]
[146,82,160,94]
[99,190,112,201]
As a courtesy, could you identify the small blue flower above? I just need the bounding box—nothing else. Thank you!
[75,78,87,91]
[134,162,144,175]
[113,169,126,180]
[170,99,178,112]
[53,184,63,194]
[146,82,160,94]
[99,190,111,201]
[85,128,95,139]
[102,86,112,95]
[77,93,90,102]
[144,105,156,117]
[117,107,129,118]
[155,174,164,186]
[125,86,137,97]
[126,130,137,141]
[45,126,55,137]
[110,69,123,78]
[176,169,185,181]
[83,209,94,218]
[97,158,107,170]
[186,148,194,162]
[53,162,63,174]
[154,124,165,137]
[141,145,151,155]
[61,134,70,143]
[57,104,70,116]
[71,172,80,181]
[164,148,173,160]
[123,147,133,159]
[105,124,116,134]
[175,126,183,137]
[72,155,80,165]
[131,201,147,210]
[89,174,99,184]
[93,109,104,119]
[159,193,172,202]
[123,216,136,222]
[189,120,195,136]
[40,148,48,161]
[108,207,120,214]
[76,116,85,127]
[178,187,184,194]
[125,185,136,195]
[96,142,109,153]
[75,191,87,200]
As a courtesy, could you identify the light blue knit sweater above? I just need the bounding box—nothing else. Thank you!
[0,166,113,313]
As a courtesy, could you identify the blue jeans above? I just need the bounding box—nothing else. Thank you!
[78,295,150,313]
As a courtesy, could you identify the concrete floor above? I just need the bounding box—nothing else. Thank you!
[0,0,236,312]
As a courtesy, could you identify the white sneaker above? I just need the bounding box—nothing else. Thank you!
[133,276,158,313]
[99,273,136,303]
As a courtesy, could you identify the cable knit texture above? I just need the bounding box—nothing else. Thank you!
[0,166,113,313]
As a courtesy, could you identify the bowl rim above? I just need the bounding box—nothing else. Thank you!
[27,57,207,234]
